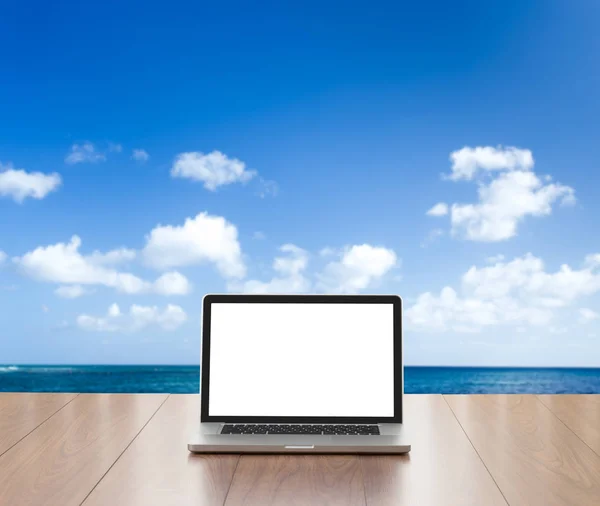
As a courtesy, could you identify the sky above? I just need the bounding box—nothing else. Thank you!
[1,0,600,366]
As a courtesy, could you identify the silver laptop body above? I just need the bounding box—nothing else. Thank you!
[188,294,411,454]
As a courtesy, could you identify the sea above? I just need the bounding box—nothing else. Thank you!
[1,365,600,394]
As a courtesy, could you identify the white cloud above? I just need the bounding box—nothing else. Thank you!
[15,236,143,292]
[77,314,118,332]
[426,202,448,216]
[433,146,575,242]
[579,308,599,324]
[87,247,136,265]
[0,163,62,203]
[170,151,256,191]
[585,254,600,269]
[273,244,308,276]
[234,243,398,295]
[234,244,310,294]
[0,250,6,264]
[15,236,190,296]
[108,143,123,153]
[130,304,187,331]
[132,149,150,162]
[407,252,600,332]
[142,212,245,278]
[450,170,575,241]
[317,244,398,294]
[153,271,192,296]
[42,304,49,313]
[65,142,106,165]
[77,303,187,333]
[407,287,502,332]
[448,146,534,181]
[253,231,266,240]
[55,284,89,299]
[486,254,505,264]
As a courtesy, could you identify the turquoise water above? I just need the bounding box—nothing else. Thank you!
[1,365,600,393]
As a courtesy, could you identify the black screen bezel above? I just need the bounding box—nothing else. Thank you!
[200,294,403,423]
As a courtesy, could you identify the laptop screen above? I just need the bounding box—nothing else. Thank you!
[207,302,395,418]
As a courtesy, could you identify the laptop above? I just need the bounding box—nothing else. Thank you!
[188,294,411,454]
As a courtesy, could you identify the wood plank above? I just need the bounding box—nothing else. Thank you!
[538,395,600,456]
[82,395,239,506]
[446,395,600,506]
[361,395,507,506]
[0,393,167,506]
[0,393,77,456]
[225,454,365,506]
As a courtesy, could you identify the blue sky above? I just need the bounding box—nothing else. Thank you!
[1,1,599,366]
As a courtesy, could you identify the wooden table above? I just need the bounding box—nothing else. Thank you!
[1,394,599,505]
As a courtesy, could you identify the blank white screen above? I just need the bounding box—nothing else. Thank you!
[208,303,395,417]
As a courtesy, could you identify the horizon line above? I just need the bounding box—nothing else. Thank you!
[2,364,599,369]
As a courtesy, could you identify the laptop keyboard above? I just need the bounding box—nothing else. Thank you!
[220,424,380,435]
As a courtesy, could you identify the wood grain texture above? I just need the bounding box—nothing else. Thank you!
[538,395,600,456]
[225,454,365,506]
[82,395,239,506]
[0,393,77,456]
[2,393,600,506]
[361,395,507,506]
[446,395,600,506]
[0,393,166,506]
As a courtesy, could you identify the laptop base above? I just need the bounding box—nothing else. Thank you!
[188,425,411,454]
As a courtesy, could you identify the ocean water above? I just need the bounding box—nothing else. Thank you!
[1,365,600,394]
